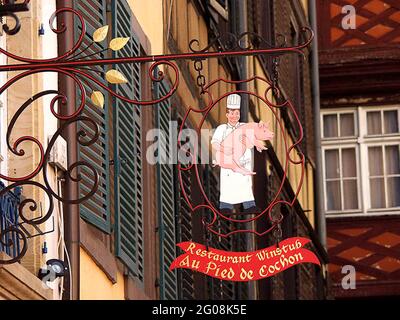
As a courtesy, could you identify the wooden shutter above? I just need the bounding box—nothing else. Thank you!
[154,81,178,300]
[175,115,196,300]
[112,0,144,281]
[74,0,111,232]
[203,167,250,300]
[203,167,236,299]
[234,230,250,299]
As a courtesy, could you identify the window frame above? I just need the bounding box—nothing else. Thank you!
[364,142,400,212]
[322,144,362,215]
[362,106,400,138]
[320,109,358,141]
[322,106,400,218]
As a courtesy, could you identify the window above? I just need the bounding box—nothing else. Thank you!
[322,106,400,216]
[323,112,357,138]
[323,147,359,212]
[368,144,400,209]
[366,109,399,136]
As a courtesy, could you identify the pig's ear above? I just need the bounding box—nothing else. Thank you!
[258,120,264,128]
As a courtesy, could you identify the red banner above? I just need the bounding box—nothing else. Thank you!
[170,237,320,281]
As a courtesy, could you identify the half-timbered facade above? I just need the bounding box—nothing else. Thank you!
[317,0,400,298]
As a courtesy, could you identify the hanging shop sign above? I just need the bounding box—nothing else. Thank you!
[171,30,322,281]
[0,4,321,279]
[171,238,319,281]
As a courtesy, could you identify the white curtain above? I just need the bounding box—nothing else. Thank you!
[384,110,399,134]
[368,146,385,208]
[342,148,358,210]
[368,145,400,208]
[367,111,382,135]
[325,149,339,179]
[386,145,399,174]
[323,114,338,138]
[386,145,400,207]
[325,148,358,211]
[326,181,340,211]
[368,146,384,176]
[340,113,355,137]
[325,149,340,210]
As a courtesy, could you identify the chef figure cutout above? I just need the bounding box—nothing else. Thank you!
[211,94,274,214]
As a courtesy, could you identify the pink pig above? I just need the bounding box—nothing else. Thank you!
[213,121,274,175]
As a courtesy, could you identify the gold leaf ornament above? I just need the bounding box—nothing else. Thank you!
[109,37,130,51]
[91,91,105,108]
[106,69,128,84]
[93,25,109,42]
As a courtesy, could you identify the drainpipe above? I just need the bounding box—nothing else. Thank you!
[57,0,80,300]
[308,1,327,249]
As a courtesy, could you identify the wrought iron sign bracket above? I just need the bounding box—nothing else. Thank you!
[0,1,30,35]
[0,6,314,264]
[0,2,29,13]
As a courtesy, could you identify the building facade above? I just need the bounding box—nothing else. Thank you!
[317,0,400,298]
[0,0,60,300]
[0,0,327,300]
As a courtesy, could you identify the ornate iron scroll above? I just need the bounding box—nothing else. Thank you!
[177,77,305,239]
[0,5,313,264]
[0,7,180,264]
[0,1,30,36]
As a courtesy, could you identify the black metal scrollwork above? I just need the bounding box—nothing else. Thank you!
[189,31,289,53]
[0,5,180,265]
[189,27,313,59]
[0,0,314,263]
[0,0,30,36]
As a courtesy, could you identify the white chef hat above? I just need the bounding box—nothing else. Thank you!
[227,94,241,110]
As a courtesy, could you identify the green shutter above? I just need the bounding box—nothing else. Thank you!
[112,0,144,281]
[74,0,111,233]
[154,81,178,300]
[203,167,249,300]
[175,116,196,300]
[203,167,236,299]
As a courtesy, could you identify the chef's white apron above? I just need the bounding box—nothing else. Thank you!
[211,123,255,204]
